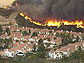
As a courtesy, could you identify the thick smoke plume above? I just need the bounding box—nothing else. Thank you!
[0,0,15,7]
[16,0,84,23]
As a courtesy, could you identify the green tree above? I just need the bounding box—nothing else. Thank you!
[6,28,10,36]
[33,45,36,52]
[22,31,28,36]
[49,31,52,35]
[38,38,43,45]
[47,38,50,41]
[0,25,3,35]
[78,46,82,51]
[12,1,16,6]
[36,44,46,59]
[75,36,80,42]
[32,32,38,37]
[29,29,31,34]
[55,33,59,37]
[71,51,80,59]
[81,34,84,40]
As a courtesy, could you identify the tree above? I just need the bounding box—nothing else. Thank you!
[71,51,80,59]
[81,34,84,40]
[9,22,13,25]
[0,25,3,35]
[47,38,50,41]
[78,46,82,51]
[22,31,28,36]
[38,38,43,45]
[49,31,52,35]
[36,44,46,59]
[62,37,67,45]
[38,44,45,52]
[75,36,80,42]
[12,1,17,6]
[29,29,31,34]
[0,8,14,17]
[6,28,10,36]
[32,32,38,37]
[27,29,31,35]
[55,33,59,37]
[33,45,36,52]
[36,51,46,59]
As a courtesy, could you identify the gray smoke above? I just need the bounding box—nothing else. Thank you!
[16,0,84,23]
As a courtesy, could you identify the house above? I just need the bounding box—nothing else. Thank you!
[1,43,33,57]
[43,40,49,43]
[48,51,62,59]
[13,42,20,47]
[51,38,62,46]
[0,34,10,39]
[56,46,69,57]
[3,49,14,57]
[56,40,84,57]
[28,38,35,42]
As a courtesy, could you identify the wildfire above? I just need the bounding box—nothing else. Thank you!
[20,12,43,26]
[46,20,61,27]
[19,12,84,28]
[46,20,84,28]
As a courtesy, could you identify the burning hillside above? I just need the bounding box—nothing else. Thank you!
[16,13,84,32]
[19,12,84,28]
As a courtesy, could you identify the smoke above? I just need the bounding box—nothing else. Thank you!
[16,0,84,23]
[0,0,15,7]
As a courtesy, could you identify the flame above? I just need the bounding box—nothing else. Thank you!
[46,20,61,27]
[20,13,25,17]
[19,12,84,28]
[46,20,84,28]
[20,12,43,26]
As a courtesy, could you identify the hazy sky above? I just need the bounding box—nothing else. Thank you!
[17,0,84,22]
[0,0,15,7]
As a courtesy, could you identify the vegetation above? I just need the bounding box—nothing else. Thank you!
[36,44,46,59]
[32,32,38,37]
[22,31,28,36]
[0,50,84,63]
[0,8,14,17]
[54,32,81,46]
[5,28,10,36]
[12,0,27,6]
[0,38,12,49]
[0,25,3,35]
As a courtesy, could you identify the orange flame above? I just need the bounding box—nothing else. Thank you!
[20,12,43,26]
[19,12,84,28]
[46,20,84,28]
[46,20,61,27]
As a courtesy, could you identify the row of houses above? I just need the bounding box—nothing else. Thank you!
[48,40,84,59]
[0,42,34,57]
[0,26,84,58]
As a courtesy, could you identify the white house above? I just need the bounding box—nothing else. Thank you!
[48,51,62,59]
[28,38,35,42]
[43,40,49,43]
[4,49,14,57]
